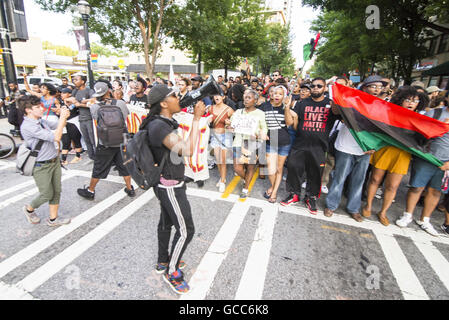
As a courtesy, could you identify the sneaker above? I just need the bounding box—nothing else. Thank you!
[280,193,300,207]
[396,213,413,228]
[208,162,216,170]
[196,180,204,188]
[218,182,226,193]
[46,216,71,227]
[441,224,449,237]
[305,196,318,215]
[163,270,190,294]
[69,156,82,164]
[77,186,95,200]
[321,186,329,194]
[375,188,383,199]
[282,174,287,181]
[301,181,307,189]
[124,186,136,197]
[23,206,40,224]
[420,221,439,237]
[240,190,248,199]
[155,260,186,274]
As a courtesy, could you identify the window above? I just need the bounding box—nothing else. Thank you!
[13,0,24,13]
[428,37,438,55]
[440,76,449,90]
[429,76,439,87]
[421,77,429,87]
[438,34,449,54]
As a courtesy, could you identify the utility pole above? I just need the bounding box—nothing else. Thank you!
[197,48,201,76]
[0,0,16,88]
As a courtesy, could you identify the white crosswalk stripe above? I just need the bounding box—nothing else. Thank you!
[0,170,449,300]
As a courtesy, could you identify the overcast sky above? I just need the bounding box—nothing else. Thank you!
[24,0,320,68]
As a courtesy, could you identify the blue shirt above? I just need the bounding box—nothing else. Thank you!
[20,117,58,161]
[425,107,449,162]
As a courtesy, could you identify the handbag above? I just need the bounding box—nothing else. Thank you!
[16,139,45,176]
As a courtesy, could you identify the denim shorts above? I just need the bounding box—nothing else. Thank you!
[210,132,233,150]
[409,156,446,192]
[266,143,292,156]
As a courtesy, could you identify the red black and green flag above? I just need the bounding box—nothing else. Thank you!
[330,83,449,167]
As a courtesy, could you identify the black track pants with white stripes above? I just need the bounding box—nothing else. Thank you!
[155,182,195,275]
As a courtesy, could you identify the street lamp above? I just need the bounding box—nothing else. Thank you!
[77,0,94,88]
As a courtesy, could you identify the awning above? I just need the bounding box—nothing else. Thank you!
[422,61,449,76]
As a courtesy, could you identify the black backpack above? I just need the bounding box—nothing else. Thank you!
[120,121,167,190]
[96,99,127,147]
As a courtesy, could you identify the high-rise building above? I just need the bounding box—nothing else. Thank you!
[264,0,293,24]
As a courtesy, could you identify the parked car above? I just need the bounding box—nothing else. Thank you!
[17,76,63,91]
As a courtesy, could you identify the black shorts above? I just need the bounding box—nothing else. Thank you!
[92,146,129,179]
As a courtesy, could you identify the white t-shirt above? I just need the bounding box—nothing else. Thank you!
[334,123,365,156]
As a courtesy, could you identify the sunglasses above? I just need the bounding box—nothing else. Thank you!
[368,85,384,90]
[310,84,324,89]
[257,89,263,92]
[404,98,420,104]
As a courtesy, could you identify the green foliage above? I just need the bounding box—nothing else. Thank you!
[249,23,296,77]
[303,0,439,83]
[90,42,125,57]
[42,40,78,56]
[168,0,269,75]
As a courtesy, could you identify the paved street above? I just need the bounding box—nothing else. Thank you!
[0,151,449,300]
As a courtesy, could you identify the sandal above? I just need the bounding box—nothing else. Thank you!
[263,190,272,199]
[268,197,277,203]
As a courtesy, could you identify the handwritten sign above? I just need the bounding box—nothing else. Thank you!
[230,113,258,136]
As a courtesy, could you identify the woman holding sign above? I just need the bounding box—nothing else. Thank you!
[227,89,268,199]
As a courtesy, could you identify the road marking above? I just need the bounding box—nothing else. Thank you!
[0,187,129,279]
[374,232,429,300]
[180,201,250,300]
[239,167,259,202]
[414,240,449,293]
[15,190,154,293]
[0,174,75,211]
[0,163,15,171]
[0,281,36,300]
[235,203,278,300]
[221,175,241,199]
[321,225,351,234]
[0,180,36,199]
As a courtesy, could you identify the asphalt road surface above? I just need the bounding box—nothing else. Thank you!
[1,153,449,301]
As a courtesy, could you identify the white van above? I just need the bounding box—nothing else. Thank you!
[17,76,63,91]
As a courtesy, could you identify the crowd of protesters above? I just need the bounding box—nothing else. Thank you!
[6,69,449,295]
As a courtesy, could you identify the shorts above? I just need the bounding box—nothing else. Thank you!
[266,143,292,156]
[210,132,233,150]
[92,145,129,179]
[409,156,446,192]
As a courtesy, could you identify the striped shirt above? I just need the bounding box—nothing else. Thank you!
[259,102,286,130]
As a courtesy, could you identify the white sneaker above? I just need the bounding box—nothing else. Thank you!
[420,221,439,237]
[218,182,226,193]
[321,186,329,194]
[46,216,71,227]
[301,181,306,189]
[375,188,383,199]
[396,213,413,228]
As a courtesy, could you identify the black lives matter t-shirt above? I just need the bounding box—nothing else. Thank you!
[292,97,339,151]
[147,117,185,181]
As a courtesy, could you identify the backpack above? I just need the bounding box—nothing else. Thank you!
[120,120,167,190]
[96,99,127,147]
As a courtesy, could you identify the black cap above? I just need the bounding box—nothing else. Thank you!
[61,87,72,94]
[191,76,203,82]
[300,83,311,90]
[148,84,174,106]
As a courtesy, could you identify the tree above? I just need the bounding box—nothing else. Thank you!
[168,0,268,79]
[90,42,125,57]
[250,23,296,77]
[36,0,177,81]
[42,41,78,57]
[304,0,434,83]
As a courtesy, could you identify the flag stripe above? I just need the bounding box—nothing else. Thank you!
[333,83,449,139]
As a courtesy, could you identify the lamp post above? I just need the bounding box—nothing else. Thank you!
[77,0,94,88]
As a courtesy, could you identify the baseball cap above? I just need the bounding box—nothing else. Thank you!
[191,76,203,82]
[92,82,109,98]
[426,86,442,94]
[411,81,426,90]
[61,87,72,94]
[300,83,311,90]
[148,84,175,106]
